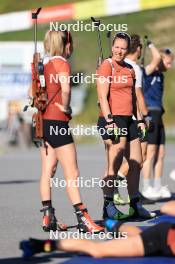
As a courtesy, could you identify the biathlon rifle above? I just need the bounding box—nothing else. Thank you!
[106,29,112,57]
[24,8,47,145]
[91,17,104,67]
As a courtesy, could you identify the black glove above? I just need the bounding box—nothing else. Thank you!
[105,120,119,143]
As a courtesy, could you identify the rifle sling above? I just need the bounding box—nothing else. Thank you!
[43,60,63,110]
[45,87,61,110]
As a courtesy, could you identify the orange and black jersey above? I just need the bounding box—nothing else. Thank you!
[43,56,71,122]
[97,58,135,116]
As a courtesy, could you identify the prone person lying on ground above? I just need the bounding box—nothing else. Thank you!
[20,201,175,258]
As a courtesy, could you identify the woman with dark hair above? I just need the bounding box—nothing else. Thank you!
[96,32,154,220]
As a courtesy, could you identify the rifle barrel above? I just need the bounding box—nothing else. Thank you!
[32,8,42,54]
[91,17,104,63]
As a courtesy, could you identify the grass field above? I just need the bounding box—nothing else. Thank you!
[0,1,175,124]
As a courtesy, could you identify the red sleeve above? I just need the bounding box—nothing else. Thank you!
[97,60,112,77]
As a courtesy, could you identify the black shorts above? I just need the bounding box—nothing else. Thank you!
[147,110,165,145]
[97,116,138,142]
[43,119,73,148]
[140,222,175,256]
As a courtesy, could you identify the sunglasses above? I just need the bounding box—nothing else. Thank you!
[113,32,131,42]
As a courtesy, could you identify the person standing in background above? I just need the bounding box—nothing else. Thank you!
[142,45,174,199]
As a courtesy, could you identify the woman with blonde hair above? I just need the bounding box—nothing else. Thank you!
[35,30,104,233]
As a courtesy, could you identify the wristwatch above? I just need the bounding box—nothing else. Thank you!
[64,106,72,115]
[105,114,113,121]
[137,120,144,124]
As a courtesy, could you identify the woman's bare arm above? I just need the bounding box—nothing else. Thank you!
[97,76,111,119]
[59,72,71,110]
[58,235,144,258]
[145,45,161,75]
[161,201,175,216]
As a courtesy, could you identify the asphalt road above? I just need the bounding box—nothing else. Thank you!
[0,143,175,263]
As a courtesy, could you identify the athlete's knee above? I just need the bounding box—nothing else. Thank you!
[41,166,56,179]
[51,163,58,178]
[48,164,57,178]
[128,156,143,170]
[142,152,147,163]
[70,168,80,179]
[115,146,125,156]
[139,159,143,169]
[146,149,156,162]
[157,149,165,161]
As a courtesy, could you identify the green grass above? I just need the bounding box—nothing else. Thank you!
[166,135,175,142]
[73,84,99,124]
[0,3,175,124]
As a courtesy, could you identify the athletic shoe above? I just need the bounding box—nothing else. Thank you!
[20,238,57,258]
[127,195,130,204]
[103,200,129,220]
[75,204,104,233]
[138,192,155,205]
[113,193,126,205]
[40,206,67,232]
[105,219,124,238]
[20,240,35,258]
[169,169,175,181]
[129,197,156,219]
[129,204,156,219]
[155,186,172,199]
[142,186,161,200]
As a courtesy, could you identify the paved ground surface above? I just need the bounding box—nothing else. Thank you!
[0,143,175,263]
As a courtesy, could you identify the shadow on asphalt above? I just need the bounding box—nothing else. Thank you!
[0,252,76,263]
[0,180,38,185]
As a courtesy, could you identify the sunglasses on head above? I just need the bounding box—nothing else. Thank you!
[113,32,131,42]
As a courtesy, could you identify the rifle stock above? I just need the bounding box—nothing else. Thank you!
[32,112,43,138]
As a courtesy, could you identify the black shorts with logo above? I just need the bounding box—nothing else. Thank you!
[97,115,138,142]
[43,119,73,148]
